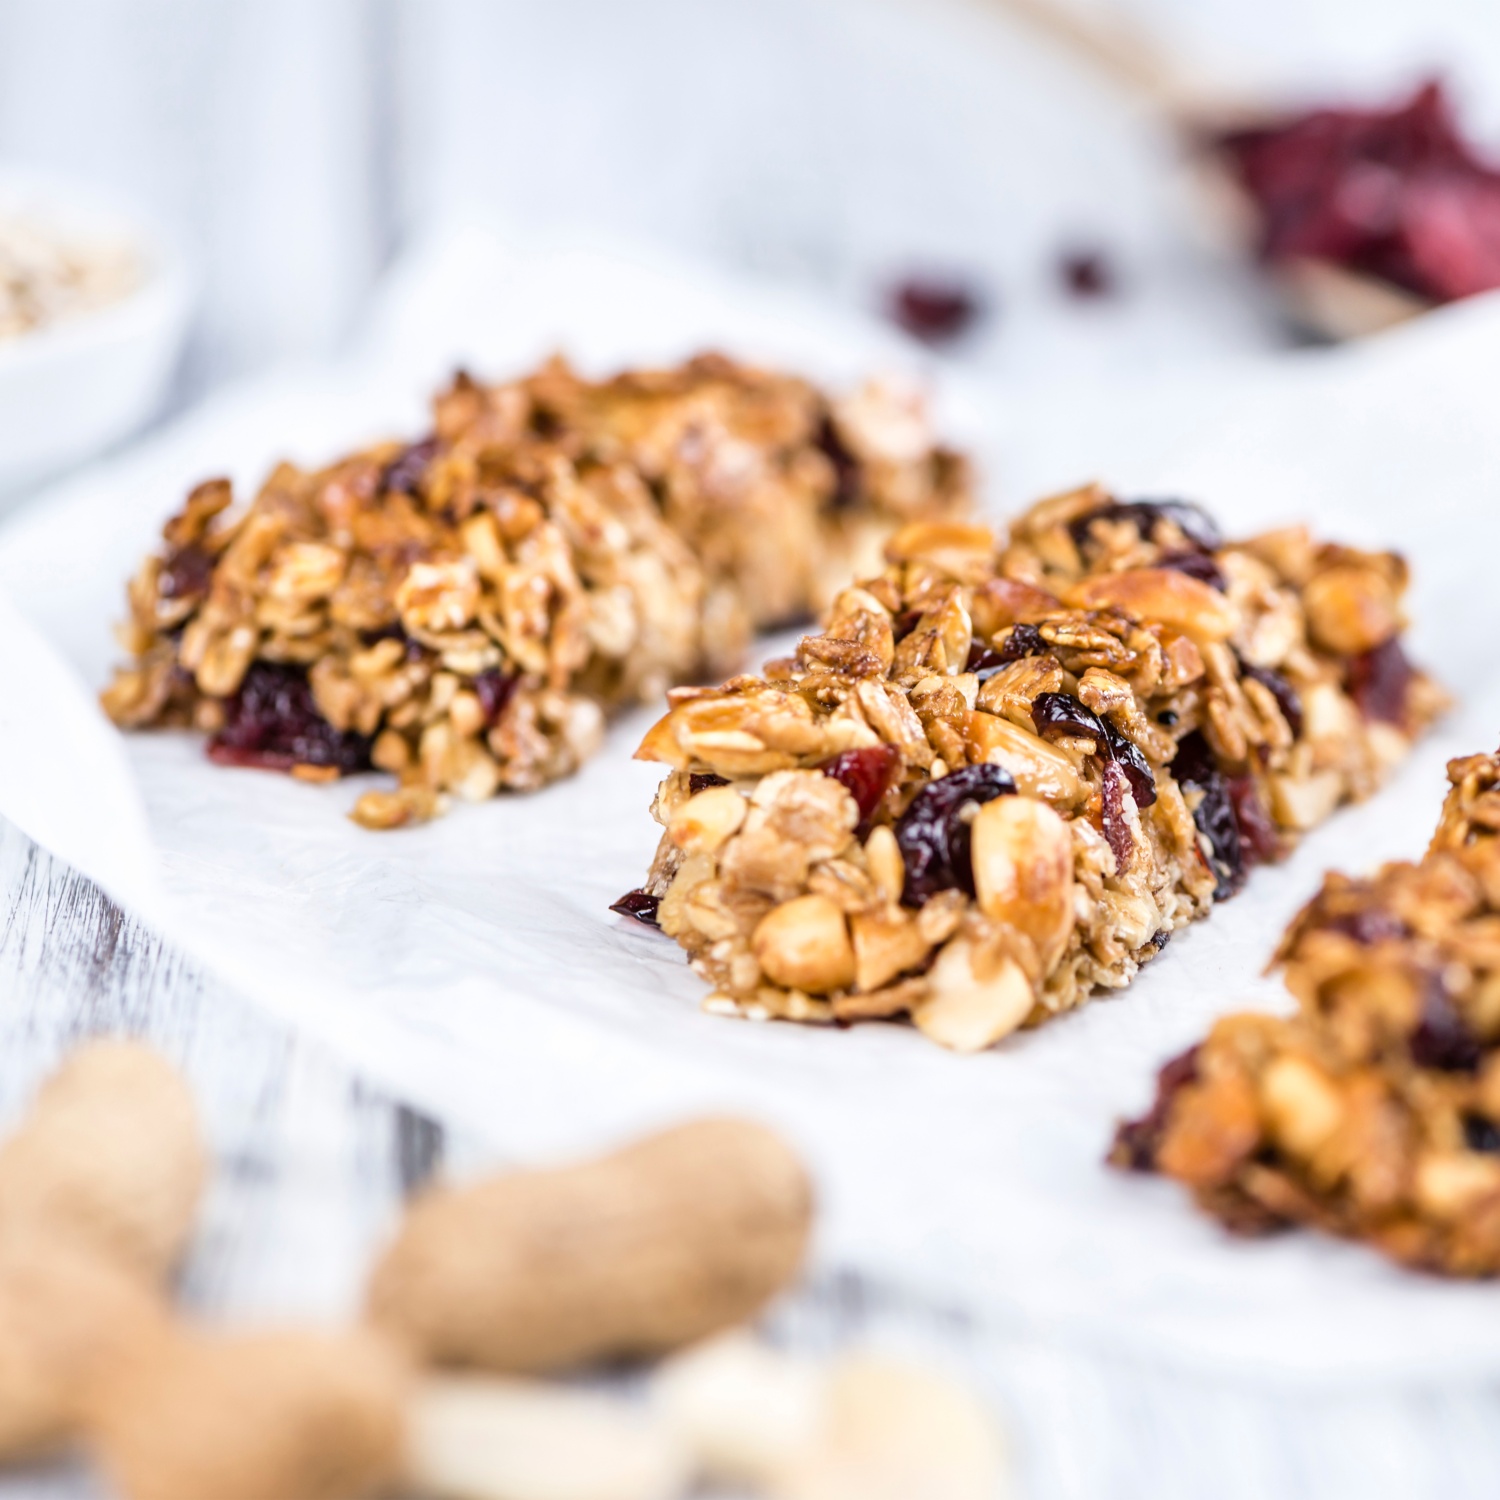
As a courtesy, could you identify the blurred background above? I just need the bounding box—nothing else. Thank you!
[6,0,1500,409]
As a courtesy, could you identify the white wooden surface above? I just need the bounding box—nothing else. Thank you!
[6,811,1500,1500]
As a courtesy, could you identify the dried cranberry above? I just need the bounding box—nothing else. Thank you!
[159,543,214,601]
[689,772,730,794]
[1463,1114,1500,1153]
[1157,548,1227,592]
[1112,1044,1201,1170]
[1240,661,1304,738]
[473,668,518,726]
[967,624,1048,679]
[816,416,862,512]
[610,889,662,928]
[208,662,373,776]
[382,436,441,496]
[1410,978,1481,1072]
[887,275,984,344]
[1228,775,1280,868]
[1347,636,1415,726]
[895,763,1016,906]
[1068,498,1223,554]
[1325,906,1408,945]
[1100,759,1134,873]
[1170,731,1244,900]
[1058,247,1117,298]
[893,608,924,641]
[821,745,900,830]
[1216,79,1500,305]
[1032,693,1157,807]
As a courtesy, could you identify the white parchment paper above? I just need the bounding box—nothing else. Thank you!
[5,226,1500,1387]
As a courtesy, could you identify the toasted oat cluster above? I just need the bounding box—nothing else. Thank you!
[1114,750,1500,1275]
[621,486,1444,1051]
[101,354,969,828]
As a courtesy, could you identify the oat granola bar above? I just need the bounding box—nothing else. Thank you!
[1113,749,1500,1275]
[620,486,1443,1051]
[101,354,969,828]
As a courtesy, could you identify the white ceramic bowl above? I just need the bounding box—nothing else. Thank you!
[0,169,194,501]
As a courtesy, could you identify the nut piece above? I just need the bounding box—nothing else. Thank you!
[0,1041,208,1281]
[1260,1055,1344,1159]
[409,1374,690,1500]
[652,1333,827,1487]
[1063,568,1238,641]
[0,1236,169,1462]
[912,941,1033,1053]
[668,785,746,856]
[367,1119,813,1374]
[970,797,1075,972]
[89,1327,407,1500]
[773,1354,1007,1500]
[1301,564,1400,655]
[753,896,857,994]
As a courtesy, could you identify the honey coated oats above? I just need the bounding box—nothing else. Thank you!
[101,354,969,828]
[621,486,1444,1051]
[1114,748,1500,1275]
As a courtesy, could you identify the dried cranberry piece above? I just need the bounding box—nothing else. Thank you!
[967,624,1048,679]
[1325,906,1408,945]
[1410,979,1481,1072]
[1068,498,1223,554]
[1170,730,1244,900]
[816,416,862,512]
[208,662,373,776]
[895,763,1016,907]
[1228,775,1280,868]
[893,608,924,641]
[1157,548,1227,592]
[689,772,730,794]
[1112,1044,1201,1170]
[159,542,214,601]
[1216,79,1500,305]
[1100,759,1134,873]
[887,275,984,344]
[1059,247,1117,298]
[610,889,662,928]
[1240,661,1304,738]
[382,436,441,496]
[1032,693,1157,807]
[821,745,900,830]
[473,668,518,726]
[1347,636,1415,726]
[1463,1114,1500,1153]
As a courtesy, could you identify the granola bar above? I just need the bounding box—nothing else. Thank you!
[101,354,969,828]
[622,486,1444,1050]
[1113,749,1500,1275]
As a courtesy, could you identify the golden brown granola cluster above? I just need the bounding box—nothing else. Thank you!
[1114,749,1500,1275]
[101,354,969,828]
[623,486,1443,1050]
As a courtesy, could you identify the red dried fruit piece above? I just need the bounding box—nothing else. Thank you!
[610,889,662,928]
[966,623,1048,679]
[1157,548,1227,592]
[1240,660,1304,738]
[1069,498,1223,554]
[1347,636,1415,726]
[688,772,730,795]
[1410,977,1481,1072]
[887,275,984,344]
[1100,759,1134,874]
[894,763,1016,906]
[815,416,862,512]
[820,745,900,830]
[1112,1045,1202,1170]
[382,436,441,496]
[208,662,373,776]
[158,543,214,601]
[1032,692,1157,808]
[473,668,518,726]
[1228,775,1280,868]
[1216,78,1500,304]
[1058,248,1117,298]
[1170,731,1243,900]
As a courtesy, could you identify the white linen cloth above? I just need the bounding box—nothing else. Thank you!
[3,232,1500,1480]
